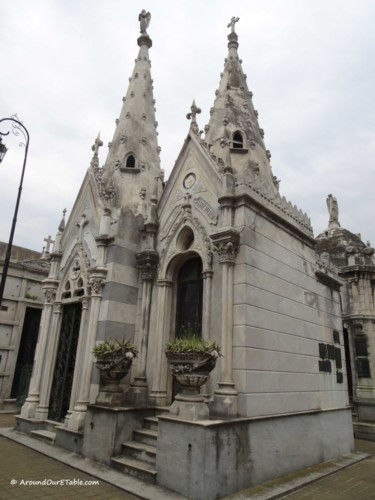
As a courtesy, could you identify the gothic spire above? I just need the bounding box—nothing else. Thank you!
[204,17,277,192]
[100,10,161,207]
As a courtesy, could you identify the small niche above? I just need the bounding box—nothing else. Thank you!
[177,227,195,251]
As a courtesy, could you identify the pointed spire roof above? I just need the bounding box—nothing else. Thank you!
[102,11,161,183]
[204,17,276,192]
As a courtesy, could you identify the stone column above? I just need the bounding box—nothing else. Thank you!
[34,302,63,420]
[65,297,89,425]
[210,229,239,417]
[149,279,173,406]
[128,251,158,404]
[20,280,58,418]
[67,272,106,431]
[202,271,213,340]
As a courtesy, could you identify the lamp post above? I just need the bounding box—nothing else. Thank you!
[0,116,30,306]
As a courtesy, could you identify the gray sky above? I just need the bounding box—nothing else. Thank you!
[1,0,375,252]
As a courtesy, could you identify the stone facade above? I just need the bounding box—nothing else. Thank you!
[316,196,375,440]
[15,13,354,499]
[0,243,48,410]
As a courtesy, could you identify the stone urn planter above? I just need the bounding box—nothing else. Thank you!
[93,338,137,406]
[165,336,220,420]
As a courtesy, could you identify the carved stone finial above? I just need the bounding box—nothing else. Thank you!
[91,132,103,156]
[326,194,340,229]
[139,9,151,35]
[90,132,103,169]
[227,16,240,34]
[58,208,67,233]
[186,100,201,133]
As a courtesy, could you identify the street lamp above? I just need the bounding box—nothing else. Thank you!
[0,115,30,306]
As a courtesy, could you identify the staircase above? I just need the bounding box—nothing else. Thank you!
[30,420,58,445]
[111,412,166,483]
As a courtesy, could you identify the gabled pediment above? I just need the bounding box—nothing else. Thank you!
[60,169,101,272]
[159,132,223,230]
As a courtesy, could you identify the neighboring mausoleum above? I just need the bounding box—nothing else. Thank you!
[316,194,375,441]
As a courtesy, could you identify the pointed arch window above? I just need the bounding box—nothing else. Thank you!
[121,153,141,173]
[232,131,244,149]
[126,154,136,168]
[176,257,203,338]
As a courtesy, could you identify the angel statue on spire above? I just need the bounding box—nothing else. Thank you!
[139,10,151,35]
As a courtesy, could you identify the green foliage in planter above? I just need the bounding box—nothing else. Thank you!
[165,335,221,355]
[93,337,138,358]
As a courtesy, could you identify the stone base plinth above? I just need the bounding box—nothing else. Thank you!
[169,398,209,421]
[209,390,238,418]
[156,407,354,500]
[82,405,155,464]
[126,384,149,406]
[95,388,124,407]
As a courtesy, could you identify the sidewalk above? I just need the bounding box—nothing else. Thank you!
[1,413,374,499]
[0,413,186,500]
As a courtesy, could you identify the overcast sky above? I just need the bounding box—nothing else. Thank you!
[1,0,374,252]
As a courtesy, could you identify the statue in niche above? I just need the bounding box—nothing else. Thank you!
[139,10,151,35]
[326,194,340,228]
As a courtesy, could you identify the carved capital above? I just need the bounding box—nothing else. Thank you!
[80,297,90,310]
[89,277,105,296]
[211,229,240,264]
[43,288,56,304]
[53,302,63,314]
[88,267,107,297]
[136,250,159,281]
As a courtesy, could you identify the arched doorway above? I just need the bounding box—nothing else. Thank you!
[175,257,203,338]
[48,302,82,421]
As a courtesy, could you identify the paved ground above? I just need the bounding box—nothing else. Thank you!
[282,438,375,500]
[0,414,137,499]
[0,412,374,499]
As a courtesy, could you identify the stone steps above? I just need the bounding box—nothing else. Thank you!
[111,455,157,483]
[110,409,168,484]
[121,440,157,465]
[133,428,158,447]
[30,429,56,444]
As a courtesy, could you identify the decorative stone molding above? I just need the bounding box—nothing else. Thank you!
[211,229,240,264]
[136,250,159,281]
[88,270,106,297]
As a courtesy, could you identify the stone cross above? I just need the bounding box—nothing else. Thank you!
[43,235,55,253]
[186,100,201,133]
[227,16,240,34]
[91,132,103,156]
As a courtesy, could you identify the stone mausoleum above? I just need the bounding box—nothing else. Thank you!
[15,12,356,499]
[0,243,48,411]
[316,195,375,441]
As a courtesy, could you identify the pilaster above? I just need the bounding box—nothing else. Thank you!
[210,229,240,417]
[127,250,158,405]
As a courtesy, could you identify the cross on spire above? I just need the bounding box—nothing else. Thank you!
[91,132,103,156]
[227,16,240,34]
[43,235,55,253]
[186,100,201,133]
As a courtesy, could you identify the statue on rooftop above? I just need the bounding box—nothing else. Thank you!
[326,194,340,228]
[139,10,151,35]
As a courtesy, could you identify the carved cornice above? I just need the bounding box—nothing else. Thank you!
[211,229,240,264]
[136,250,159,281]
